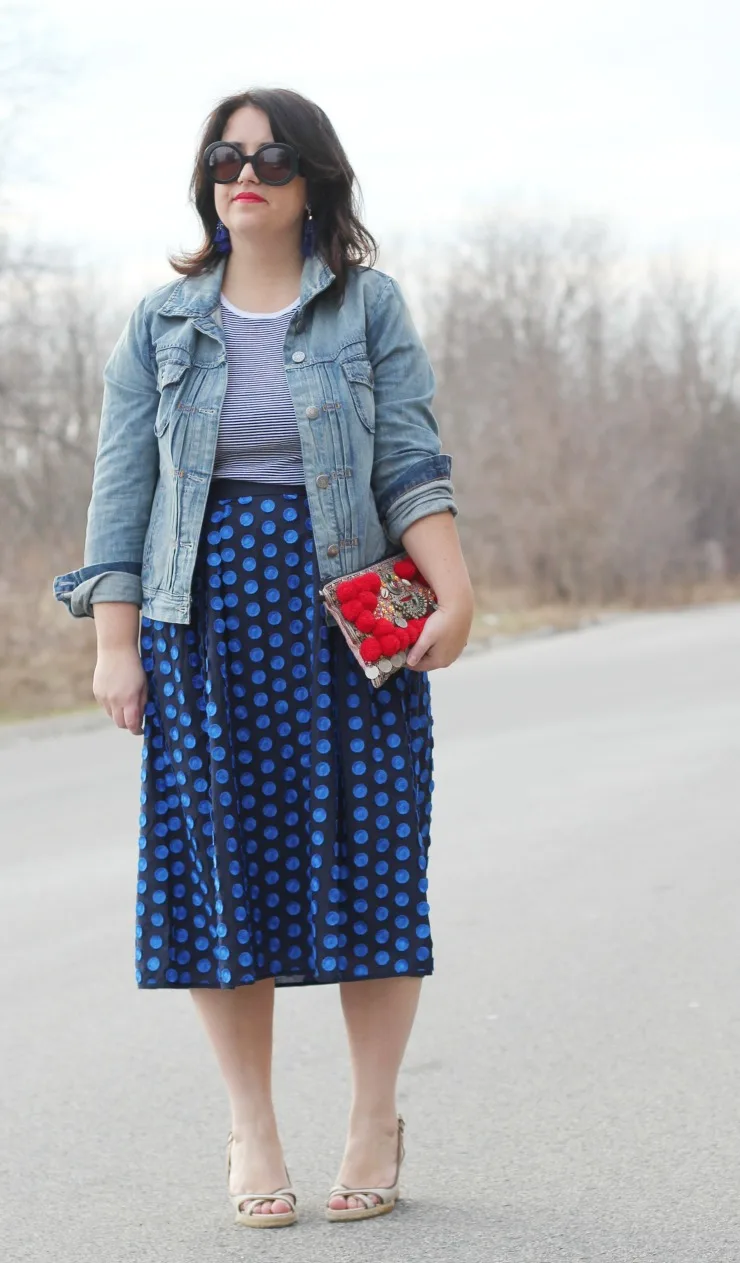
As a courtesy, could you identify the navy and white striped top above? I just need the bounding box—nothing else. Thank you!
[212,295,305,484]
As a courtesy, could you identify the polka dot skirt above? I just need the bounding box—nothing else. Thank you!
[137,482,435,988]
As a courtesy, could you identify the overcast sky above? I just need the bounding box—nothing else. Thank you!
[3,0,738,302]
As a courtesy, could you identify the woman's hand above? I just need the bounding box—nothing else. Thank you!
[400,511,475,672]
[93,646,148,735]
[406,601,473,672]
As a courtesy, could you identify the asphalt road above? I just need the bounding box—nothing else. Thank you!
[2,604,740,1262]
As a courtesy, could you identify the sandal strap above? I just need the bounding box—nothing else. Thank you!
[231,1188,297,1214]
[328,1182,397,1207]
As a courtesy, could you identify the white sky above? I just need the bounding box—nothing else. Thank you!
[3,0,739,303]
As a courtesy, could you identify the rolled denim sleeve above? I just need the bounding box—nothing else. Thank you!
[53,562,143,618]
[53,298,159,618]
[367,276,457,545]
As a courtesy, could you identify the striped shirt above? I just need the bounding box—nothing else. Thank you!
[212,295,305,483]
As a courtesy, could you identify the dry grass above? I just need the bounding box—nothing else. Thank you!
[0,575,97,720]
[469,580,740,644]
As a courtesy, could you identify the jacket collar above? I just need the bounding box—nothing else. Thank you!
[157,253,336,318]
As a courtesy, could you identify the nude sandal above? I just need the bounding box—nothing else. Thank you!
[226,1132,298,1228]
[326,1115,405,1222]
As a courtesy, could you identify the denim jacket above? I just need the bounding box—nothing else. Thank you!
[53,254,457,624]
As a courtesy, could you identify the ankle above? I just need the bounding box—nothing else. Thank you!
[230,1111,280,1144]
[348,1106,399,1136]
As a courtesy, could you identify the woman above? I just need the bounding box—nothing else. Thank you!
[54,87,473,1227]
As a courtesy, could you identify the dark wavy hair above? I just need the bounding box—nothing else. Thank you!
[169,88,377,297]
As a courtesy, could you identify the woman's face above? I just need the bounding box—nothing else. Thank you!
[214,106,308,247]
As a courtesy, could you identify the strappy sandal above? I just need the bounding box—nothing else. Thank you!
[226,1132,298,1228]
[326,1114,405,1222]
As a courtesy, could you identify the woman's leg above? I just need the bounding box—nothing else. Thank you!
[191,979,292,1215]
[329,976,423,1210]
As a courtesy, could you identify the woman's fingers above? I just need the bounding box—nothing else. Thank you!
[406,617,438,669]
[407,642,443,672]
[408,647,443,672]
[101,695,144,734]
[405,606,472,672]
[123,700,144,736]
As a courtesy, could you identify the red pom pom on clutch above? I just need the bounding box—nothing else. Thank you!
[336,579,359,603]
[340,599,362,623]
[359,636,382,663]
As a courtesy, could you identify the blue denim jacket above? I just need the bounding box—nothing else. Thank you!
[53,254,457,623]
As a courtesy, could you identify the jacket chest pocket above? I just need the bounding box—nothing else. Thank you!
[154,356,191,436]
[342,359,375,434]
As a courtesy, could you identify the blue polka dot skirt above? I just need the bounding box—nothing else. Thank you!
[137,481,435,988]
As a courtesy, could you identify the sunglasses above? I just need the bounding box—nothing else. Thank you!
[203,140,301,186]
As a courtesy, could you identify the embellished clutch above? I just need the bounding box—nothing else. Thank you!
[319,553,438,687]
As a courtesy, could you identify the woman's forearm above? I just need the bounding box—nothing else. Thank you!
[92,602,141,652]
[400,511,474,609]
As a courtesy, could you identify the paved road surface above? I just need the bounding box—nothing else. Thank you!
[2,605,740,1262]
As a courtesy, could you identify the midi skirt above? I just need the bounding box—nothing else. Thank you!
[136,480,435,989]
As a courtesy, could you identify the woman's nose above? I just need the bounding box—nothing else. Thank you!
[237,160,259,183]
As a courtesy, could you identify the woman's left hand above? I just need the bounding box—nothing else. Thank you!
[405,603,473,672]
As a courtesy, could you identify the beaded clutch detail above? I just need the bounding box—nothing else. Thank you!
[319,553,438,687]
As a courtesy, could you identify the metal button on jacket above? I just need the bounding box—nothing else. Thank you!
[316,474,331,489]
[291,350,306,363]
[305,405,319,420]
[326,543,340,558]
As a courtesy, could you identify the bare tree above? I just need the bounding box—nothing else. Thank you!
[425,217,740,606]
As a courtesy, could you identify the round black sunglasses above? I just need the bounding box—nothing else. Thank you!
[203,140,301,186]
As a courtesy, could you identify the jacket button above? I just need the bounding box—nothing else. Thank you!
[292,350,306,363]
[305,405,319,419]
[327,544,340,558]
[316,474,330,489]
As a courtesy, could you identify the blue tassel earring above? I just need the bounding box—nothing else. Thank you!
[213,219,231,254]
[301,204,316,259]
